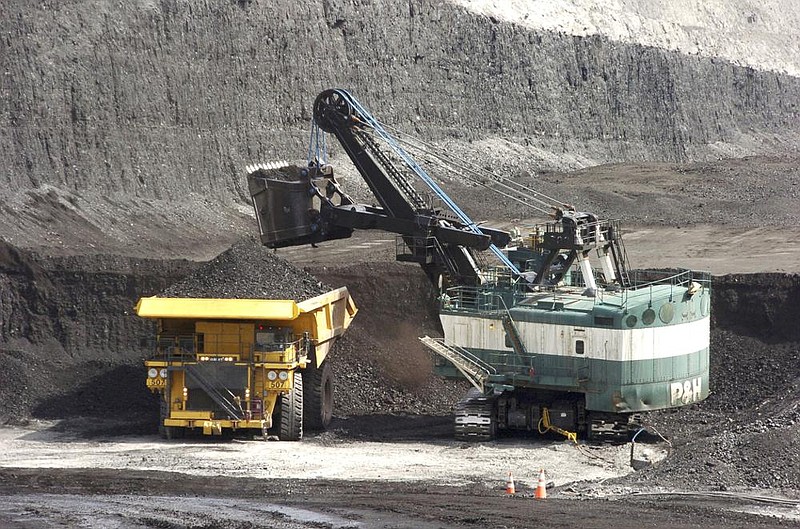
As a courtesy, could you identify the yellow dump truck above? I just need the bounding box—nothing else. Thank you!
[136,287,357,440]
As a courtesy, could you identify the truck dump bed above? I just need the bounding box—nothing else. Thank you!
[136,286,357,367]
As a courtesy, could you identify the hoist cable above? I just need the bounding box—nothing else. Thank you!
[382,122,565,212]
[340,90,520,274]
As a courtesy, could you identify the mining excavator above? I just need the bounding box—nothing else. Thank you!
[247,88,711,441]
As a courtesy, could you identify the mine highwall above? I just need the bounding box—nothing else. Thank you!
[2,0,799,200]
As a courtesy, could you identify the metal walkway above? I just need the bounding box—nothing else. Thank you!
[419,336,495,391]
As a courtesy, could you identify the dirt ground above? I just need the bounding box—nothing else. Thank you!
[1,468,798,529]
[271,222,800,276]
[0,418,654,489]
[3,469,797,529]
[0,420,797,529]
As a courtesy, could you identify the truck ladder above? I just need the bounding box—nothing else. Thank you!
[184,364,244,421]
[419,336,495,391]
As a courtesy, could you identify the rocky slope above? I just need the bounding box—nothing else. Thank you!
[627,274,800,492]
[2,1,799,258]
[0,240,194,425]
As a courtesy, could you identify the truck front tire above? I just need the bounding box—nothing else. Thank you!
[280,371,304,440]
[159,397,185,440]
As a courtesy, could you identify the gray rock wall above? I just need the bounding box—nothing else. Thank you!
[2,0,798,202]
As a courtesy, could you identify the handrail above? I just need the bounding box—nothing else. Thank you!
[441,268,711,313]
[151,333,310,364]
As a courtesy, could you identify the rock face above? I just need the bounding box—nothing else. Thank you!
[2,1,798,207]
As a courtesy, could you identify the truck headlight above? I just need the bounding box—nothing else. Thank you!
[159,368,168,379]
[148,368,158,378]
[267,370,278,381]
[278,371,289,381]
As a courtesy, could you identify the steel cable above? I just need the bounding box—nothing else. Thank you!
[379,121,565,215]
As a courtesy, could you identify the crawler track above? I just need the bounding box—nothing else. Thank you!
[454,388,497,441]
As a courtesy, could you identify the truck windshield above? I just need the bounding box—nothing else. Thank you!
[255,330,290,352]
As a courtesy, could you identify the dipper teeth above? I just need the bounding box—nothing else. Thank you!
[246,161,290,174]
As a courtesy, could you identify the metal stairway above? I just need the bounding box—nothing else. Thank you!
[500,313,527,357]
[419,336,495,391]
[185,364,244,421]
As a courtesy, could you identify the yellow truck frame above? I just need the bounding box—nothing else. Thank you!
[136,287,356,440]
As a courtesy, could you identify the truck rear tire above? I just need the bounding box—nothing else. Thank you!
[304,360,333,431]
[280,371,303,441]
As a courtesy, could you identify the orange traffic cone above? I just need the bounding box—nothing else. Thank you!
[534,468,547,499]
[505,471,516,495]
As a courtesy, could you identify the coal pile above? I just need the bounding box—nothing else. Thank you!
[0,239,191,427]
[330,330,469,418]
[317,262,470,417]
[162,237,329,300]
[0,236,466,428]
